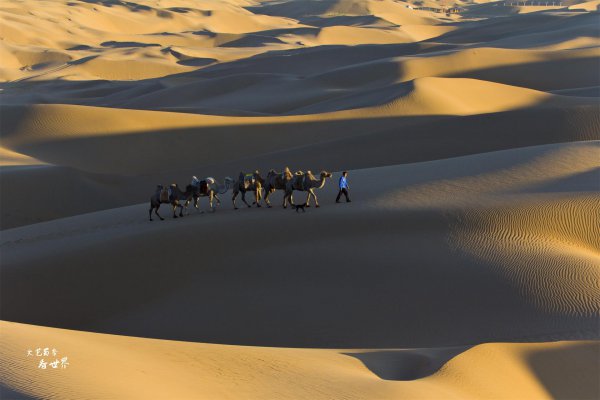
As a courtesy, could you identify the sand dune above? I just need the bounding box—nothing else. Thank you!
[1,142,599,397]
[0,147,46,167]
[569,0,600,10]
[2,0,593,85]
[1,91,597,176]
[1,0,599,398]
[0,0,302,81]
[1,322,599,400]
[454,197,600,315]
[2,142,598,348]
[0,102,597,229]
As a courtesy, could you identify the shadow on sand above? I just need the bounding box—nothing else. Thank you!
[343,346,470,380]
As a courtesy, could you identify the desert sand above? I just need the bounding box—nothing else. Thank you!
[0,0,599,398]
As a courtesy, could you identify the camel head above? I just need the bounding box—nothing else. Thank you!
[320,171,333,178]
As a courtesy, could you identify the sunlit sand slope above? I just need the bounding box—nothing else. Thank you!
[1,322,598,400]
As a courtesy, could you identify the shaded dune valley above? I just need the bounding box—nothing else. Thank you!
[1,0,599,399]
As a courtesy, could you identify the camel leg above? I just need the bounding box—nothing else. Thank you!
[155,205,164,221]
[214,194,221,206]
[312,189,320,208]
[269,190,275,207]
[172,202,184,218]
[209,192,216,212]
[255,189,262,208]
[232,191,239,210]
[305,191,312,207]
[241,191,251,208]
[149,205,153,221]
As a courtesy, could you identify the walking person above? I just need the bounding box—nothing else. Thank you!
[336,171,351,203]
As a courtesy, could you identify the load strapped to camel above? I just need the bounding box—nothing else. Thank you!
[192,176,216,195]
[157,185,169,203]
[200,180,209,194]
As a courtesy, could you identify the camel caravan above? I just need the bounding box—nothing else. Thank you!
[149,168,333,221]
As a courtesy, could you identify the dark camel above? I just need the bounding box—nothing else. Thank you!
[264,167,295,208]
[149,184,194,221]
[232,171,265,209]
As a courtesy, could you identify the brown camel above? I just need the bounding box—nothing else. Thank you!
[232,170,265,209]
[264,167,295,208]
[187,176,235,212]
[284,170,333,208]
[149,184,194,221]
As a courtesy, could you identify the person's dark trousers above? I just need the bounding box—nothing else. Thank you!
[336,188,350,202]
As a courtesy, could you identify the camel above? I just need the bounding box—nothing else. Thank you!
[232,170,265,209]
[264,167,295,208]
[284,170,333,208]
[187,176,235,212]
[149,184,194,221]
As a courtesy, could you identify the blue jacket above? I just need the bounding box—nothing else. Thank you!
[339,176,349,189]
